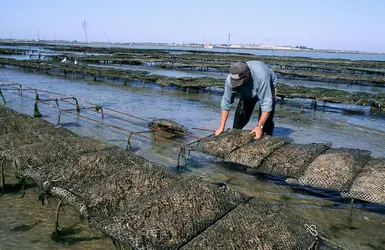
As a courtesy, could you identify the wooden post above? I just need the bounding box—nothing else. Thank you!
[34,102,43,118]
[52,200,62,239]
[126,133,133,151]
[176,146,184,169]
[348,199,354,224]
[312,100,317,110]
[0,90,6,104]
[0,156,5,195]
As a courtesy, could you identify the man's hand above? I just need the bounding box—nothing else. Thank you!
[216,110,229,136]
[250,126,263,140]
[215,127,224,136]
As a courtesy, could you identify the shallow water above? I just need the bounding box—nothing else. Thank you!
[0,51,108,61]
[89,63,227,79]
[54,51,110,56]
[89,63,384,95]
[281,78,385,94]
[0,189,113,250]
[0,45,42,50]
[0,54,32,60]
[0,68,385,249]
[3,43,385,61]
[2,45,385,95]
[82,43,385,61]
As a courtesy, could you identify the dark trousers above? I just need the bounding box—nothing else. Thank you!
[233,98,275,135]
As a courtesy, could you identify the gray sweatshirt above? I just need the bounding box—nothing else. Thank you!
[220,61,278,112]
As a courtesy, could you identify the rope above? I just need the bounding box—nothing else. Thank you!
[304,224,349,250]
[304,224,318,237]
[319,236,349,250]
[190,127,215,133]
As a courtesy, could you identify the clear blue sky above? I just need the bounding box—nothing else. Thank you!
[1,0,384,52]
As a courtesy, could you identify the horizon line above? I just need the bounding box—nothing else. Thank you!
[0,38,383,55]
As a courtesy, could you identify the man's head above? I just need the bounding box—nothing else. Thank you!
[229,62,251,87]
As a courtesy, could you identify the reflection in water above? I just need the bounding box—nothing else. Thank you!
[0,68,385,249]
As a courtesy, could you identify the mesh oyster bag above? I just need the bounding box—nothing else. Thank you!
[0,113,55,135]
[224,136,294,171]
[4,136,119,171]
[181,197,319,250]
[94,177,246,250]
[286,148,371,191]
[37,149,180,215]
[0,127,77,151]
[341,157,385,205]
[190,129,254,158]
[0,107,19,117]
[258,143,331,178]
[148,119,189,133]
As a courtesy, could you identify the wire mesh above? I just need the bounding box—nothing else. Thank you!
[224,135,294,170]
[286,148,372,191]
[0,112,55,135]
[4,136,119,172]
[94,176,247,249]
[190,129,255,158]
[37,149,180,216]
[149,119,189,134]
[0,127,77,151]
[181,197,319,250]
[341,157,385,205]
[0,106,19,117]
[258,142,332,178]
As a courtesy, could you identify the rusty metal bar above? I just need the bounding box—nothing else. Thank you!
[1,84,209,145]
[2,83,206,140]
[190,127,216,133]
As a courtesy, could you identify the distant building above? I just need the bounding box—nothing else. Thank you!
[295,46,314,50]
